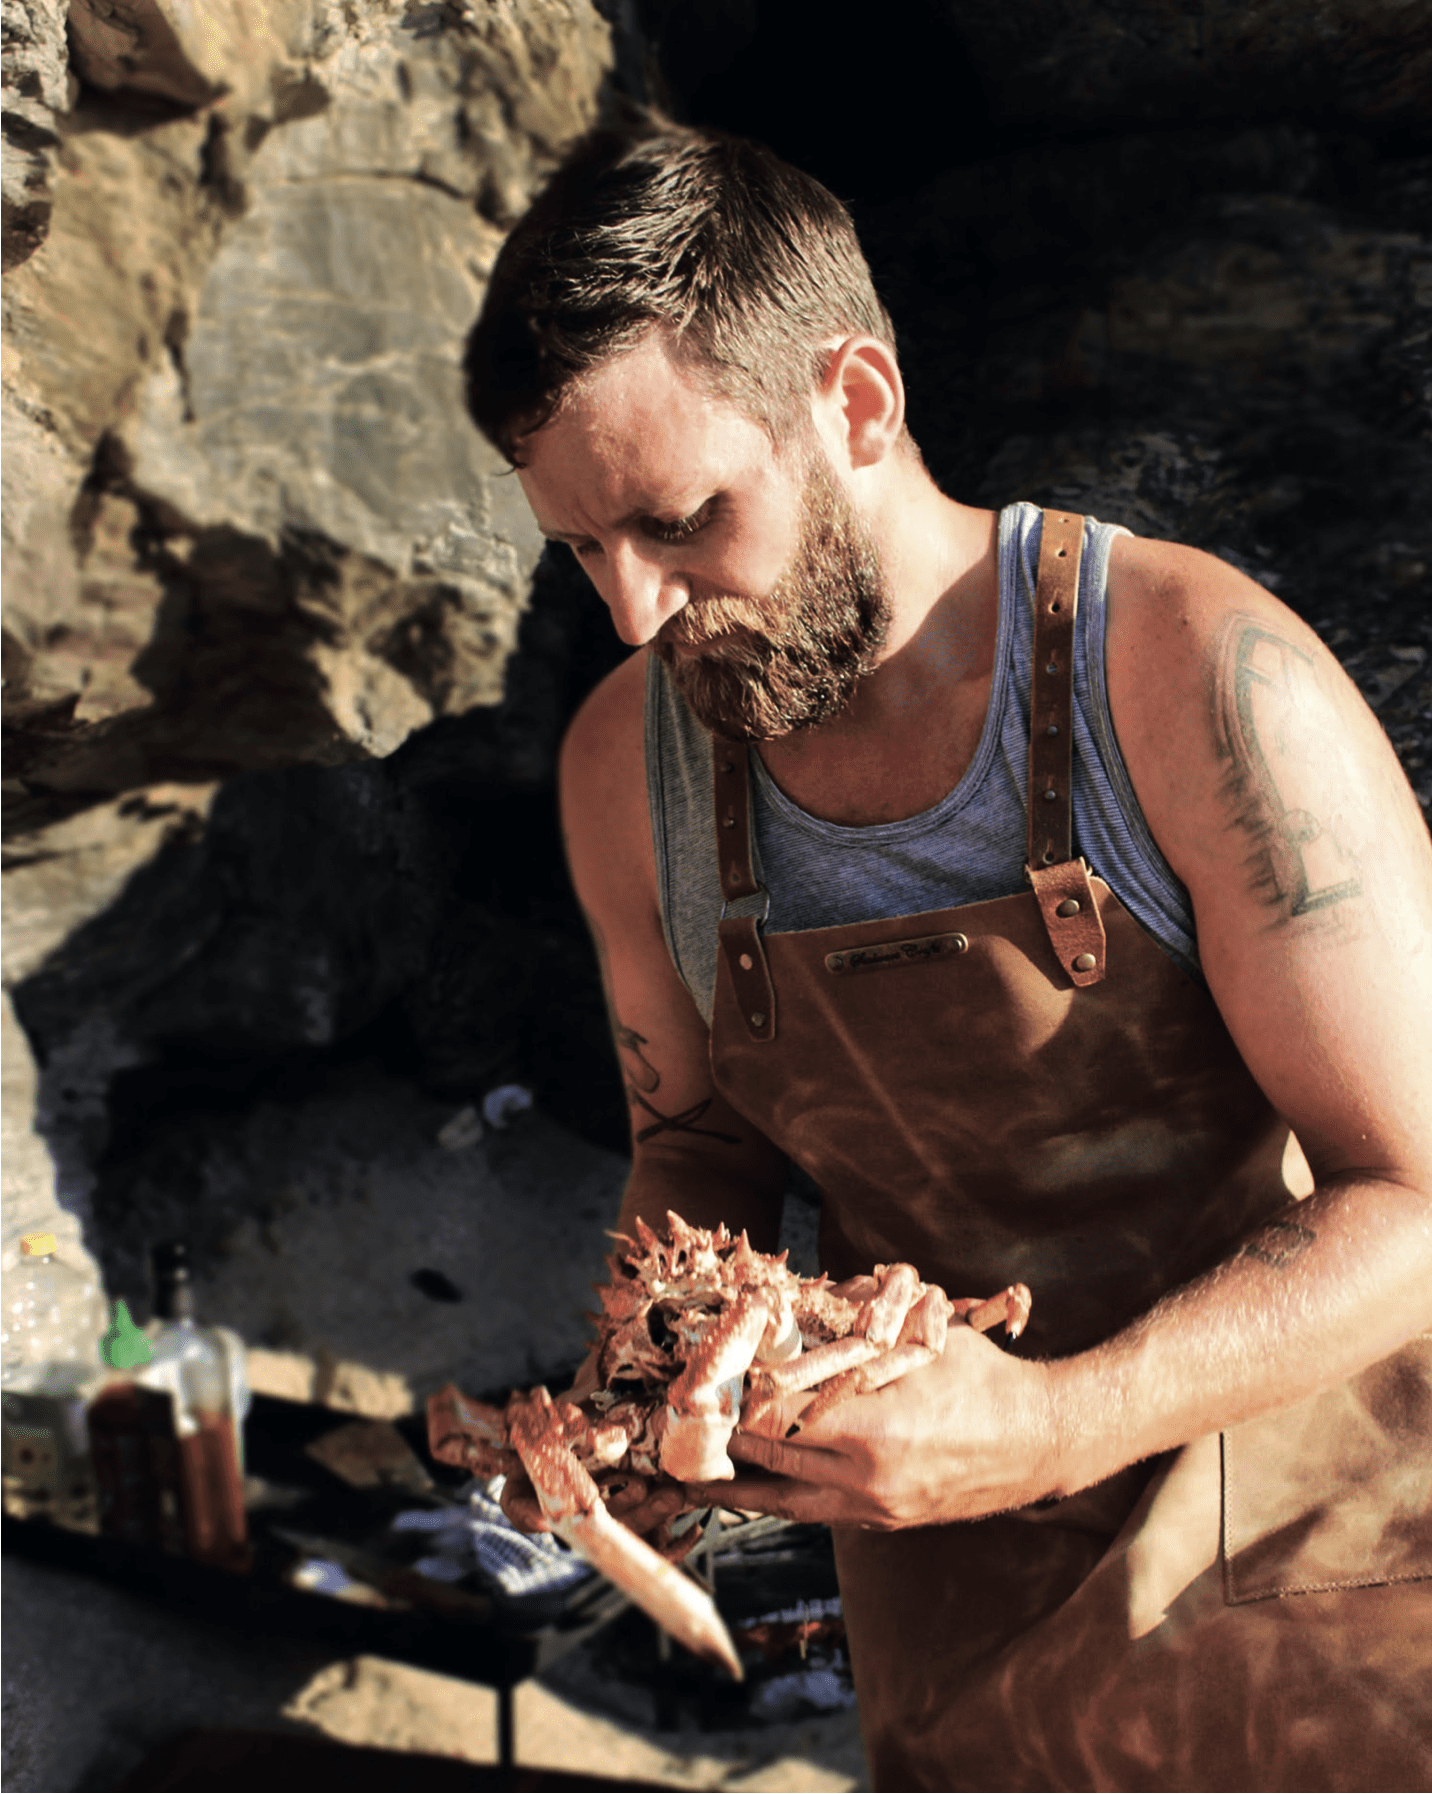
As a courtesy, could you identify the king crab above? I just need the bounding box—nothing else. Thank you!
[428,1212,1031,1677]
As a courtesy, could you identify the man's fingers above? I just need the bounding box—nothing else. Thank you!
[612,1481,687,1540]
[682,1472,830,1523]
[728,1429,800,1476]
[728,1427,842,1479]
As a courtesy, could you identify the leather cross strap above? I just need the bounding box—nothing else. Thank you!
[712,738,776,1042]
[1026,509,1107,989]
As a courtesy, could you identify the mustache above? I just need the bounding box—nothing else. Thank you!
[656,595,778,658]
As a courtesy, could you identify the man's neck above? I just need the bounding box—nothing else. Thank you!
[757,476,1001,826]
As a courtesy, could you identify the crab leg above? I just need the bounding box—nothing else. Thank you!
[662,1289,775,1480]
[794,1284,951,1432]
[427,1384,520,1477]
[957,1283,1032,1340]
[507,1389,742,1680]
[855,1262,924,1348]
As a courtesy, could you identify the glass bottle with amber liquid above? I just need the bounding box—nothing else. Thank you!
[143,1241,249,1567]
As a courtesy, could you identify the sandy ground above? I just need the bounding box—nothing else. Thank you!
[1,1554,867,1791]
[1,1073,855,1791]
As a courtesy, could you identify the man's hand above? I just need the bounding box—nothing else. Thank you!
[685,1322,1062,1530]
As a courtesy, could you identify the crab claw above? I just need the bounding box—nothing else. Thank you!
[506,1388,742,1680]
[427,1384,519,1477]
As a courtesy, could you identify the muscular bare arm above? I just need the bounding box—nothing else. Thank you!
[1051,542,1432,1486]
[498,652,785,1535]
[713,540,1432,1526]
[559,651,788,1255]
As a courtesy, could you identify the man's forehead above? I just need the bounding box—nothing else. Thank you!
[516,340,778,534]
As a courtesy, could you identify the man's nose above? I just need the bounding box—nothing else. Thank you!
[599,543,687,646]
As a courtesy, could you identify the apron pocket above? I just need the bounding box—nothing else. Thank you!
[1222,1333,1432,1602]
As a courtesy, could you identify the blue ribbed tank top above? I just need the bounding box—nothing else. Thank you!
[645,502,1199,1023]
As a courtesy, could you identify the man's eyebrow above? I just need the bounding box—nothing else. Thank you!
[540,501,709,545]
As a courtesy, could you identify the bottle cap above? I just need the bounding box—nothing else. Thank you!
[20,1233,57,1257]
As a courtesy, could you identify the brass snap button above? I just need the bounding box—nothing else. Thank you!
[750,1012,766,1028]
[1056,898,1081,918]
[1072,952,1097,973]
[739,952,753,971]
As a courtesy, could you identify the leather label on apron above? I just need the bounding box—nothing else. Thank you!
[1222,1332,1432,1602]
[824,930,970,974]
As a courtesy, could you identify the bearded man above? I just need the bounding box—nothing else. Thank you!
[464,124,1432,1790]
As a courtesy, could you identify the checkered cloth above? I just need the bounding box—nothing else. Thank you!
[391,1478,593,1600]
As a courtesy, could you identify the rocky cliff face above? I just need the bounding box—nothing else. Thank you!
[2,0,628,1295]
[3,0,1427,1388]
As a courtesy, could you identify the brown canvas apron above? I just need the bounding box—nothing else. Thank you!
[704,511,1432,1790]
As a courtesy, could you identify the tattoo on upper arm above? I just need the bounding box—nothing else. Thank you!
[1213,618,1362,923]
[1239,1217,1316,1269]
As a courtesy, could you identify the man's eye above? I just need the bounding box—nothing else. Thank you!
[647,502,714,543]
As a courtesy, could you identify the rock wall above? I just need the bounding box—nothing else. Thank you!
[3,0,1428,1369]
[1,0,629,1284]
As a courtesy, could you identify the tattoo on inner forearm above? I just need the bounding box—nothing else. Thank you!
[1213,618,1362,923]
[629,1089,742,1146]
[615,1020,741,1146]
[616,1024,660,1094]
[1239,1218,1317,1270]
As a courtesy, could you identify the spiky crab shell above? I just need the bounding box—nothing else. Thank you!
[593,1214,831,1392]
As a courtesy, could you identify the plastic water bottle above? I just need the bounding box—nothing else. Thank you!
[1,1232,105,1390]
[1,1232,106,1526]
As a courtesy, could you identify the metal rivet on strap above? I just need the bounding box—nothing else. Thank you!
[750,1012,766,1028]
[739,952,753,971]
[829,954,844,969]
[1046,660,1058,674]
[1044,788,1058,801]
[720,761,734,774]
[1072,952,1096,973]
[723,815,736,828]
[1046,723,1059,736]
[1056,547,1067,557]
[1056,898,1081,918]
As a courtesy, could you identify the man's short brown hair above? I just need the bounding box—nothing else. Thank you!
[464,122,897,463]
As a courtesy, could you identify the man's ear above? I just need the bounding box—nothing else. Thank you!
[813,336,906,471]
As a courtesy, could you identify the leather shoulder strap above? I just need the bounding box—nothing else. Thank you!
[712,739,776,1042]
[1026,510,1107,988]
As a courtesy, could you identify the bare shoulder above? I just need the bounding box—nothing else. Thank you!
[560,647,647,809]
[1101,531,1422,905]
[1103,530,1432,1177]
[559,649,652,911]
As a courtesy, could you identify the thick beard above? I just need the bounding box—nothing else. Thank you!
[654,455,890,743]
